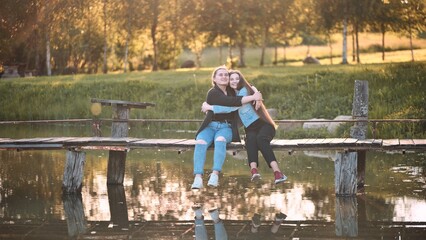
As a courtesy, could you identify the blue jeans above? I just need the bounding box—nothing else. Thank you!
[193,121,232,175]
[195,218,228,240]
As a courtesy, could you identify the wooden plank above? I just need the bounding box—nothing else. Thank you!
[382,139,400,147]
[329,138,347,144]
[413,139,426,146]
[0,138,12,142]
[45,137,80,143]
[343,138,358,144]
[91,98,155,109]
[0,144,63,150]
[7,138,54,143]
[271,139,299,147]
[313,138,327,144]
[173,139,197,146]
[399,139,414,146]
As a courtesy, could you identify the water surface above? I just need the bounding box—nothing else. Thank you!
[0,124,425,239]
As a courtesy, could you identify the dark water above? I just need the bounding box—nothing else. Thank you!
[0,124,425,239]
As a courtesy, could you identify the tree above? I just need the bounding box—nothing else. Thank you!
[369,0,400,61]
[397,0,426,62]
[316,0,340,64]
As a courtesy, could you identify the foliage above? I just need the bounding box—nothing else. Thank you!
[1,0,425,75]
[0,62,424,138]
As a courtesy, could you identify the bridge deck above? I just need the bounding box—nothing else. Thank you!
[0,137,425,151]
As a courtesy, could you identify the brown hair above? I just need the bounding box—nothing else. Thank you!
[229,69,278,129]
[211,65,228,86]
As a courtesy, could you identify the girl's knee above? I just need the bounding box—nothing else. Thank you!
[215,136,227,142]
[196,139,208,145]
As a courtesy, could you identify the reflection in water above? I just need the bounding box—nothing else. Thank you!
[192,204,228,240]
[0,148,426,238]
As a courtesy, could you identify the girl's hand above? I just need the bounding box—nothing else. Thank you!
[201,102,212,113]
[254,100,262,110]
[253,91,263,101]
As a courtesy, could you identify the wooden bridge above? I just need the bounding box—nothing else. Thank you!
[1,92,425,197]
[0,136,425,151]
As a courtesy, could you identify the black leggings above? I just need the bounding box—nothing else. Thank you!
[245,119,277,168]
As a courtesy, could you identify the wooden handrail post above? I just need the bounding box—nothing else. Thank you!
[334,80,368,238]
[62,150,86,193]
[335,80,368,196]
[91,98,155,185]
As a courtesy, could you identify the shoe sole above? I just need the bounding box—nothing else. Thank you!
[251,174,261,182]
[274,177,287,184]
[191,184,203,189]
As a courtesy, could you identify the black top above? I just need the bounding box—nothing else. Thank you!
[196,85,243,142]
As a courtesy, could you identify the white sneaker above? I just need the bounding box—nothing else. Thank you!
[208,208,220,223]
[192,204,204,219]
[191,176,203,189]
[207,174,219,187]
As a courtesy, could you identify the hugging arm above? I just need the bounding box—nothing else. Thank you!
[206,89,262,106]
[202,102,239,114]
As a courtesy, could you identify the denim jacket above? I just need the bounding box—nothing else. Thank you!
[212,87,259,128]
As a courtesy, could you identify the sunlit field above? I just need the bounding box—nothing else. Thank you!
[178,32,426,67]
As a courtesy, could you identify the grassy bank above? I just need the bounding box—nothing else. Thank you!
[1,62,425,138]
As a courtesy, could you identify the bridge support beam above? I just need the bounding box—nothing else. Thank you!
[91,98,155,185]
[351,80,369,192]
[335,196,358,237]
[107,105,129,185]
[335,80,368,196]
[62,150,86,193]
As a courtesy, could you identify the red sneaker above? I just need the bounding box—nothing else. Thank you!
[274,171,287,184]
[251,168,261,182]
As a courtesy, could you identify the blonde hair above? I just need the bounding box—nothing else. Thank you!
[229,70,278,129]
[211,65,228,86]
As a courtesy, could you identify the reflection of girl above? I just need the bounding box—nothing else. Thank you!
[202,70,287,184]
[192,66,263,189]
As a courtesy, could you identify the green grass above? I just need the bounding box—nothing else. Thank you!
[1,61,425,138]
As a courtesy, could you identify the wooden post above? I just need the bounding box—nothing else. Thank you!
[107,150,127,184]
[111,104,129,137]
[62,150,86,193]
[351,80,368,192]
[107,185,129,227]
[90,99,155,185]
[334,80,368,196]
[108,104,129,185]
[335,152,357,195]
[63,193,86,237]
[335,197,358,237]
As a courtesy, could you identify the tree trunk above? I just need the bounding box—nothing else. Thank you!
[352,30,356,62]
[273,45,278,65]
[228,37,234,68]
[260,27,268,66]
[219,35,223,65]
[355,24,360,63]
[409,27,414,62]
[238,42,246,68]
[283,45,287,65]
[45,31,51,76]
[328,33,333,65]
[381,26,385,61]
[44,0,52,76]
[342,17,348,64]
[151,0,159,71]
[124,29,130,73]
[102,0,108,74]
[87,3,93,74]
